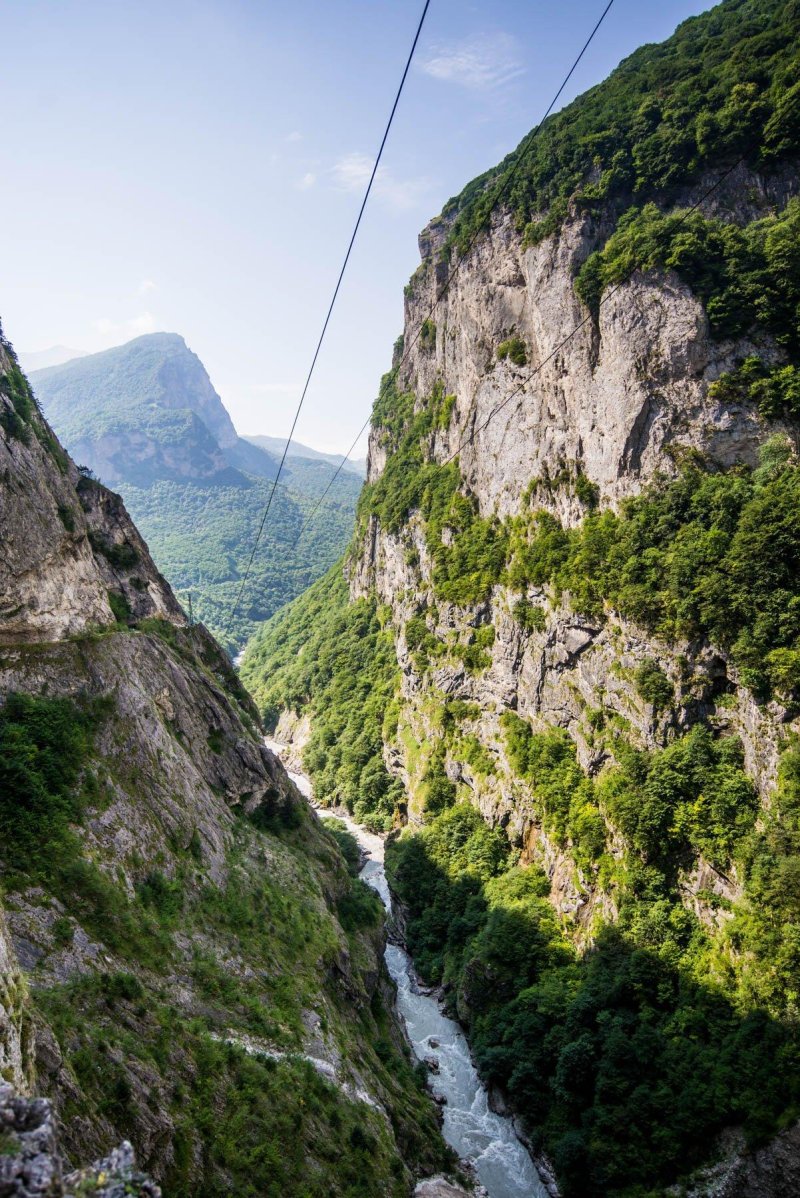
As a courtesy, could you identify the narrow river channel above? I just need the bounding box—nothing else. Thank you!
[270,745,549,1198]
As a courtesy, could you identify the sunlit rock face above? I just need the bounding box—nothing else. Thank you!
[0,324,453,1194]
[352,165,797,933]
[0,918,33,1095]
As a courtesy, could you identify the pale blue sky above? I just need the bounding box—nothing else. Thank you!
[1,0,711,454]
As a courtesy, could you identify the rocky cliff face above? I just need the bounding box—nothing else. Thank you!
[353,158,798,893]
[0,334,183,644]
[0,326,451,1193]
[0,1084,159,1197]
[0,918,33,1095]
[369,161,797,520]
[340,145,800,1194]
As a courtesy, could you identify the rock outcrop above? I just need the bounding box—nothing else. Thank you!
[0,920,32,1095]
[351,176,799,930]
[378,162,798,525]
[0,335,183,645]
[336,81,800,1198]
[0,1084,158,1197]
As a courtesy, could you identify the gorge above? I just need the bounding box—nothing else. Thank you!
[2,0,800,1195]
[0,328,458,1194]
[281,754,549,1198]
[241,1,800,1194]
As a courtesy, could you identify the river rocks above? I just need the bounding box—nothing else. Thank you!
[414,1178,485,1198]
[487,1083,509,1117]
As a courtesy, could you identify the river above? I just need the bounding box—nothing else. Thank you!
[273,748,549,1198]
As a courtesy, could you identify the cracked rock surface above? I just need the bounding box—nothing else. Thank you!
[0,1084,159,1197]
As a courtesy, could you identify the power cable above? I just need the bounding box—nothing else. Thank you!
[292,0,616,546]
[223,0,432,641]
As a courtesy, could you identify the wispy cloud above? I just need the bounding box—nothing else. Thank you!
[330,153,430,212]
[94,312,156,338]
[296,171,316,191]
[331,153,373,192]
[418,32,524,90]
[285,130,303,143]
[138,278,157,296]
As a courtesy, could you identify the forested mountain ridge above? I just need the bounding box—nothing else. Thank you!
[0,325,454,1192]
[31,334,361,650]
[30,333,246,481]
[242,1,800,1194]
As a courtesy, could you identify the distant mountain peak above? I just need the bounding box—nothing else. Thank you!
[29,332,246,483]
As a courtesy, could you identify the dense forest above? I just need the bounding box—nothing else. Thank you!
[124,472,358,652]
[242,567,403,832]
[440,0,800,252]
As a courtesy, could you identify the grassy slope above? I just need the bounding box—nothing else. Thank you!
[0,630,452,1196]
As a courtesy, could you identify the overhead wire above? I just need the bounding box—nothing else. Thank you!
[291,0,616,547]
[310,156,746,520]
[223,0,432,641]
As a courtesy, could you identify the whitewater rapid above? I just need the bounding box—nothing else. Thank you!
[273,747,549,1198]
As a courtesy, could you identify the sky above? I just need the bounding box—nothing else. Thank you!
[0,0,713,456]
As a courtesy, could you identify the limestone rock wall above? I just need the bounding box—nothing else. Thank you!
[373,162,798,524]
[0,337,183,645]
[0,1083,159,1197]
[0,918,33,1095]
[353,167,800,944]
[0,325,451,1191]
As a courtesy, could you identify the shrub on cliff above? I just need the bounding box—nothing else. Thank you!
[388,725,796,1197]
[442,0,800,255]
